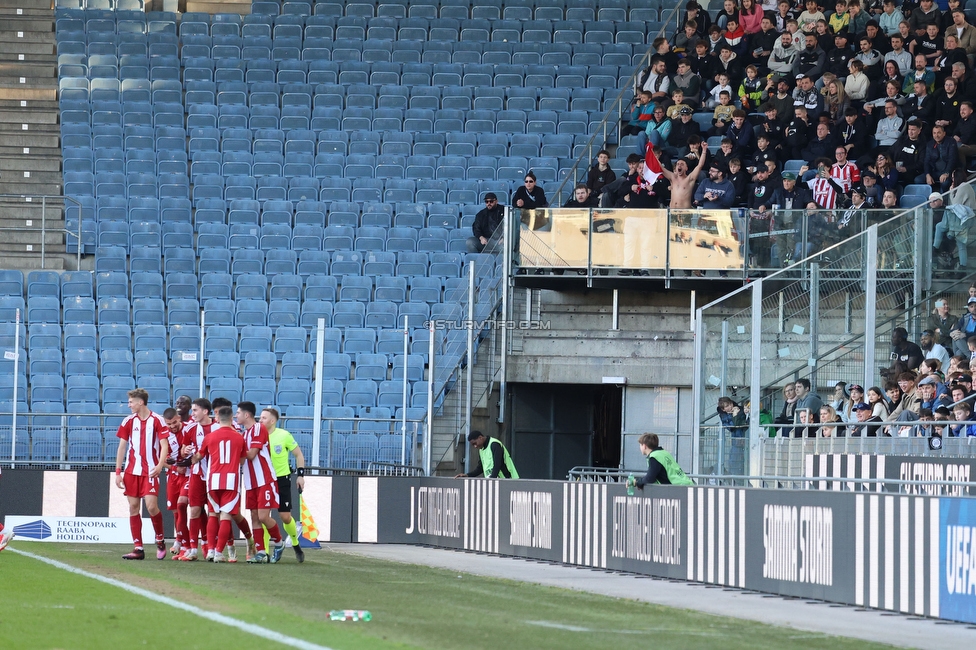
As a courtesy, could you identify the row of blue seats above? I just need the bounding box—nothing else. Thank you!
[0,296,478,328]
[19,373,427,406]
[92,247,492,276]
[5,371,433,405]
[73,204,481,230]
[7,270,488,303]
[55,0,667,18]
[61,115,602,140]
[91,223,478,252]
[0,428,415,467]
[58,38,643,66]
[57,14,658,37]
[4,322,456,359]
[14,323,451,356]
[67,177,552,205]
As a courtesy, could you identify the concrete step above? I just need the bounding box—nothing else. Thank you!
[0,251,65,270]
[0,203,67,219]
[0,229,63,245]
[0,156,62,172]
[0,108,56,123]
[0,86,56,101]
[0,168,61,182]
[0,132,58,146]
[0,98,57,110]
[0,0,57,11]
[0,62,55,77]
[0,179,61,193]
[0,122,60,135]
[0,41,56,56]
[0,54,56,67]
[0,18,54,32]
[0,79,57,92]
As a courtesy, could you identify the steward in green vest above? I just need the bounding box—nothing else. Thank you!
[456,430,519,479]
[635,433,694,488]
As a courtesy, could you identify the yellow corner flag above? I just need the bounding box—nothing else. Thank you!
[300,495,319,542]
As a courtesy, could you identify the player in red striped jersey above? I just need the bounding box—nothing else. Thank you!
[177,398,217,561]
[162,407,192,557]
[114,388,169,560]
[192,405,246,563]
[210,396,255,562]
[236,401,284,564]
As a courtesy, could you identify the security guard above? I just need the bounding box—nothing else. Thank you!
[455,430,519,479]
[633,433,694,488]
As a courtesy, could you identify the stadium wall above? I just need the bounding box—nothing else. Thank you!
[0,471,354,543]
[5,472,976,625]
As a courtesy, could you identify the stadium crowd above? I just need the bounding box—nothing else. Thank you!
[719,282,976,436]
[484,0,976,270]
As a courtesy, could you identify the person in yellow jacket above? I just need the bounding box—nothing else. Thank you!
[455,430,519,479]
[632,433,694,488]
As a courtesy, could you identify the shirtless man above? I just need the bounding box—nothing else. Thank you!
[660,143,709,208]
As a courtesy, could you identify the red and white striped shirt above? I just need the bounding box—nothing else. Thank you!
[242,422,276,490]
[200,426,245,491]
[187,420,220,477]
[830,161,860,193]
[809,178,839,209]
[117,412,167,477]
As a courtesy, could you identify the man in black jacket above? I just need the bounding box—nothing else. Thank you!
[825,32,854,79]
[466,193,505,253]
[665,107,702,158]
[954,101,976,170]
[890,121,927,182]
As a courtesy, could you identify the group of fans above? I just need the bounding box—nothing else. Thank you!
[115,389,307,563]
[592,0,976,235]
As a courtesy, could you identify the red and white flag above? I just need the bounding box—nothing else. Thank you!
[642,141,663,186]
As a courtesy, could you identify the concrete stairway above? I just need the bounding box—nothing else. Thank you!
[0,0,67,271]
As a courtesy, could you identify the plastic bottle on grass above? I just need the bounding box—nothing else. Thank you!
[329,610,372,622]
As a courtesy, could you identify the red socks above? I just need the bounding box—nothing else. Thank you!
[267,522,281,544]
[150,512,164,542]
[206,516,219,553]
[188,515,200,550]
[176,504,189,546]
[236,516,252,540]
[129,515,142,548]
[216,519,232,554]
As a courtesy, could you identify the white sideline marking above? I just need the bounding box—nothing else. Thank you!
[9,548,335,650]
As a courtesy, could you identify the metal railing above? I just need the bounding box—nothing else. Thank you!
[425,216,508,475]
[566,466,976,495]
[515,206,936,287]
[0,195,85,269]
[0,412,425,470]
[691,186,970,476]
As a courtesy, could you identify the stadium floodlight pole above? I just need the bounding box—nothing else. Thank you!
[465,261,475,463]
[11,308,20,466]
[863,225,879,392]
[401,315,409,466]
[312,317,325,470]
[198,309,205,397]
[425,318,435,476]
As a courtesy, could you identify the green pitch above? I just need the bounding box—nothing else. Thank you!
[0,542,895,650]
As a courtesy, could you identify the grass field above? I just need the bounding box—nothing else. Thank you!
[0,541,896,650]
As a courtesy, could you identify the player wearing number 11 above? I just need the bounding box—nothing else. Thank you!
[193,406,246,562]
